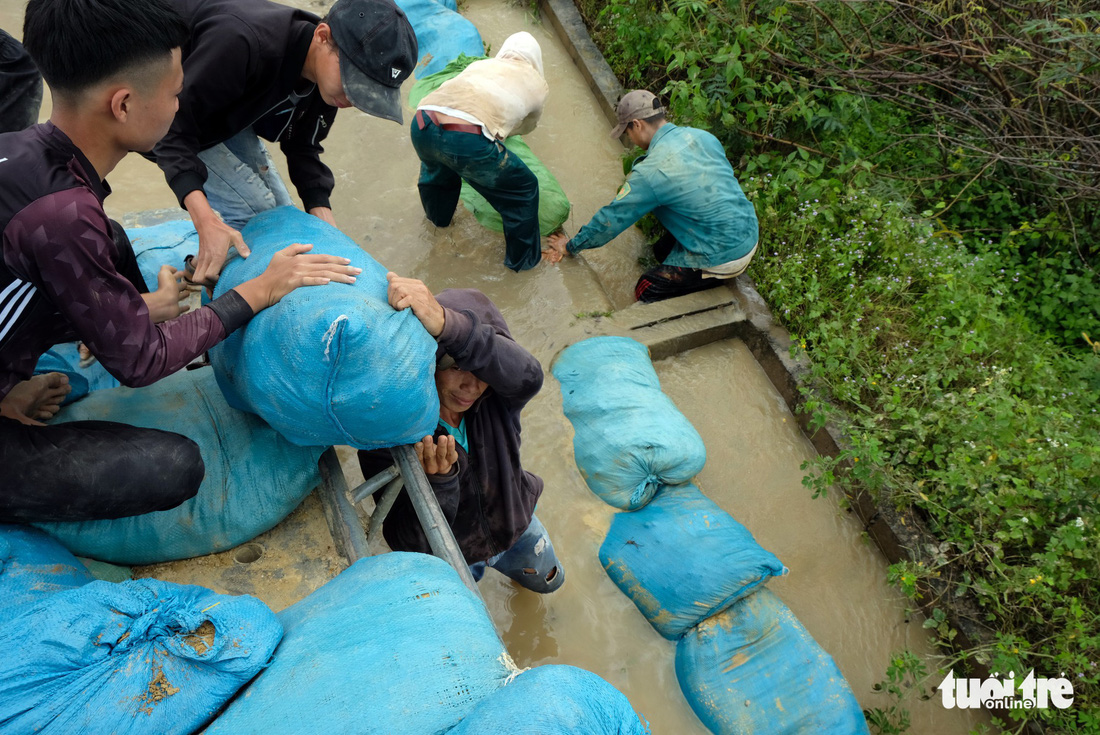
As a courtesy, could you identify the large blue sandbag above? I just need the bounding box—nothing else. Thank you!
[0,578,282,735]
[0,525,93,625]
[599,483,786,640]
[552,337,706,509]
[449,665,651,735]
[208,553,515,735]
[31,220,199,404]
[676,589,870,735]
[210,206,438,449]
[35,368,323,564]
[397,0,484,78]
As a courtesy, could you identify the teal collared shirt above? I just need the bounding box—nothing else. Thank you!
[567,124,759,269]
[439,417,469,454]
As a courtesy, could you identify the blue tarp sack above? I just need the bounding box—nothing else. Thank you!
[36,368,323,564]
[396,0,483,78]
[32,220,199,404]
[600,483,786,640]
[208,553,516,735]
[676,589,869,735]
[0,525,93,625]
[0,578,282,735]
[449,665,651,734]
[210,206,439,449]
[409,56,572,237]
[553,337,706,509]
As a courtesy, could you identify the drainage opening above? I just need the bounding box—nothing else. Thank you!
[233,543,264,564]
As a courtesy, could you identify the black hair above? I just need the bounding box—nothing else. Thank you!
[641,112,667,125]
[23,0,189,94]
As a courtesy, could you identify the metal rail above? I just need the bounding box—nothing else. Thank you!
[315,445,483,601]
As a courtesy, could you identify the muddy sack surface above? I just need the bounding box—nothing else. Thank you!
[0,578,282,735]
[0,524,93,625]
[600,483,787,640]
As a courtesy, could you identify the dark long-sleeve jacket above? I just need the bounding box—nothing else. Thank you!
[0,123,252,400]
[150,0,337,211]
[359,289,544,564]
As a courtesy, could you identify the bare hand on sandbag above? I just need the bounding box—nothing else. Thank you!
[386,272,446,337]
[415,434,458,476]
[234,243,361,313]
[185,190,251,286]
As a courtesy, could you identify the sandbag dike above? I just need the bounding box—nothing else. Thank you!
[554,336,868,734]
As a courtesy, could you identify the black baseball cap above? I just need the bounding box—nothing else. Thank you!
[328,0,418,124]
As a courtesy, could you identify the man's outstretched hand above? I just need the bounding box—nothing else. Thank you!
[415,434,457,476]
[543,232,569,264]
[387,272,445,337]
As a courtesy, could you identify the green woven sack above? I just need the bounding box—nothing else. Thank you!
[409,56,571,236]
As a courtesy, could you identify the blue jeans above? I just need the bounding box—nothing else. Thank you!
[198,128,293,231]
[469,514,565,594]
[410,112,541,272]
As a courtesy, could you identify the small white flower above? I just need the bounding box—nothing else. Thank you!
[1075,517,1085,529]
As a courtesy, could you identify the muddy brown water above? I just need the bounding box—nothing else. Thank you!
[2,0,989,730]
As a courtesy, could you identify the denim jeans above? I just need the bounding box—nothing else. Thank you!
[198,128,293,231]
[469,514,565,593]
[410,113,541,272]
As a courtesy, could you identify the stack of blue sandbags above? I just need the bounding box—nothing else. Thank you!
[208,552,649,734]
[0,524,282,735]
[395,0,483,78]
[554,337,869,735]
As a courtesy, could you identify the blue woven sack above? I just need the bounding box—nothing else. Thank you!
[676,589,869,735]
[36,368,323,564]
[552,337,706,509]
[208,553,516,735]
[396,0,484,78]
[450,665,651,734]
[32,220,199,403]
[210,206,438,449]
[0,524,93,625]
[600,483,786,640]
[0,578,282,735]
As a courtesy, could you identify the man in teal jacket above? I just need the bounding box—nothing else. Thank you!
[546,90,758,302]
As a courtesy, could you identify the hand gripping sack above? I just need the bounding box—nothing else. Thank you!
[210,206,439,449]
[676,589,869,735]
[0,579,282,735]
[410,56,572,237]
[449,665,651,735]
[553,337,706,509]
[32,220,200,404]
[600,483,786,640]
[396,0,483,78]
[0,524,93,625]
[207,553,517,735]
[35,368,323,564]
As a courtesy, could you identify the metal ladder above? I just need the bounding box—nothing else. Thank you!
[315,445,483,602]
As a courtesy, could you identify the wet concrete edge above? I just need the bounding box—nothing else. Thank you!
[539,0,998,684]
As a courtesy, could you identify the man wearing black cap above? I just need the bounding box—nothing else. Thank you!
[546,90,759,303]
[151,0,417,285]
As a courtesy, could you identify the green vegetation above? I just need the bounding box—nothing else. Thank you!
[573,0,1100,731]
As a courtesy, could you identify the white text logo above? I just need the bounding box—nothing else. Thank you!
[939,670,1074,710]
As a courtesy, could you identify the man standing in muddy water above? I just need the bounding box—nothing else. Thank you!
[359,275,565,593]
[546,90,759,303]
[151,0,417,285]
[411,32,550,272]
[0,0,360,523]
